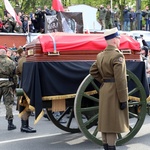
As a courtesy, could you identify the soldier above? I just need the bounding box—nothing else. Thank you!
[123,5,131,31]
[130,8,136,30]
[90,27,129,150]
[97,5,106,30]
[105,5,113,29]
[16,47,36,133]
[113,5,121,30]
[0,48,16,130]
[142,6,150,31]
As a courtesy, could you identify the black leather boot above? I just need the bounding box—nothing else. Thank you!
[103,144,108,150]
[108,145,116,150]
[21,119,36,133]
[8,120,16,130]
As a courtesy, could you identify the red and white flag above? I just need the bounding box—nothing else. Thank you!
[52,0,64,12]
[3,0,22,25]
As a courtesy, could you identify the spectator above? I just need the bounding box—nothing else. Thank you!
[14,22,23,33]
[5,13,16,33]
[1,22,9,33]
[135,10,142,30]
[22,15,29,33]
[130,8,136,30]
[142,6,150,31]
[43,5,51,15]
[49,6,57,16]
[34,7,44,33]
[123,5,131,31]
[97,5,106,30]
[105,5,113,29]
[113,5,121,30]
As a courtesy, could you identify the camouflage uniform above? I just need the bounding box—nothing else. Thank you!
[105,7,113,29]
[98,6,107,30]
[0,54,16,120]
[0,50,16,130]
[113,8,121,30]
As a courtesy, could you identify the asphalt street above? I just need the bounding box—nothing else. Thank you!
[0,99,150,150]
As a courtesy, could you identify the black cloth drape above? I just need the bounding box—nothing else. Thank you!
[21,61,149,120]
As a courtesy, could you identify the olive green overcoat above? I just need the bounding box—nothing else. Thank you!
[90,45,129,133]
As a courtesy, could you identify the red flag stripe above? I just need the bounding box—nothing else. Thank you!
[52,0,64,12]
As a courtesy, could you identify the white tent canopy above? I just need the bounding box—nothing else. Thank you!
[68,4,101,32]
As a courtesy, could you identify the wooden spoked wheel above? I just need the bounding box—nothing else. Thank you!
[46,104,80,133]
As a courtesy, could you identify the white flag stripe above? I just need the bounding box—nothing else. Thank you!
[3,0,17,21]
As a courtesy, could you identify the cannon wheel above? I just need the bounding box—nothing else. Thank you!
[74,70,147,146]
[46,106,80,133]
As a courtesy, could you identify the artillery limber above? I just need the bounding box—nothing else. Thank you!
[16,32,149,146]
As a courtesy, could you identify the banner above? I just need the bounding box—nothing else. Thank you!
[45,12,83,33]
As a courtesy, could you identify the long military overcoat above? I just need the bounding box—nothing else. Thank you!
[90,45,129,133]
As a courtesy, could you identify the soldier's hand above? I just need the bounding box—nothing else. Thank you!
[120,102,127,110]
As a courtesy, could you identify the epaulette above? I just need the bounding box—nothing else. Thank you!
[115,49,122,54]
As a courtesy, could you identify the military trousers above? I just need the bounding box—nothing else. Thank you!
[0,86,14,120]
[102,132,117,146]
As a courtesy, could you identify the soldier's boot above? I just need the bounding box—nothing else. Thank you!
[103,144,108,150]
[8,120,16,130]
[21,119,36,133]
[108,145,116,150]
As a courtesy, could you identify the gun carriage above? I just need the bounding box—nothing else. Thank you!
[17,32,149,146]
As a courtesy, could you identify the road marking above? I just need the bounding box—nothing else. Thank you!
[0,133,62,144]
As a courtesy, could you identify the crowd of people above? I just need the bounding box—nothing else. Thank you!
[97,4,150,31]
[0,4,150,34]
[0,5,56,34]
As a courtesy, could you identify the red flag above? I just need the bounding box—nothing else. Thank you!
[52,0,64,12]
[3,0,22,25]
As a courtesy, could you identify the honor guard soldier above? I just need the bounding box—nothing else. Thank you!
[16,47,36,133]
[90,27,129,150]
[0,48,16,130]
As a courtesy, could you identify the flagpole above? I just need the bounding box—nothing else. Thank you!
[111,0,112,11]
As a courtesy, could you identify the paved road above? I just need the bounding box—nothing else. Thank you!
[0,100,150,150]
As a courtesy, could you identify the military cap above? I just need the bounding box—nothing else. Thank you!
[0,45,6,51]
[104,27,120,40]
[17,47,24,55]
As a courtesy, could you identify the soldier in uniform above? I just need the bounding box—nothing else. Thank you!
[105,5,113,29]
[97,5,106,30]
[16,47,36,133]
[113,5,121,30]
[0,48,16,130]
[90,27,129,150]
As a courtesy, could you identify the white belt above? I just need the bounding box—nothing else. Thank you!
[0,78,9,81]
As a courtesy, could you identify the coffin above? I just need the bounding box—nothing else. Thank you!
[25,32,141,62]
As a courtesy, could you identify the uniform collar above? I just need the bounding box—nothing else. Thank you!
[105,45,118,51]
